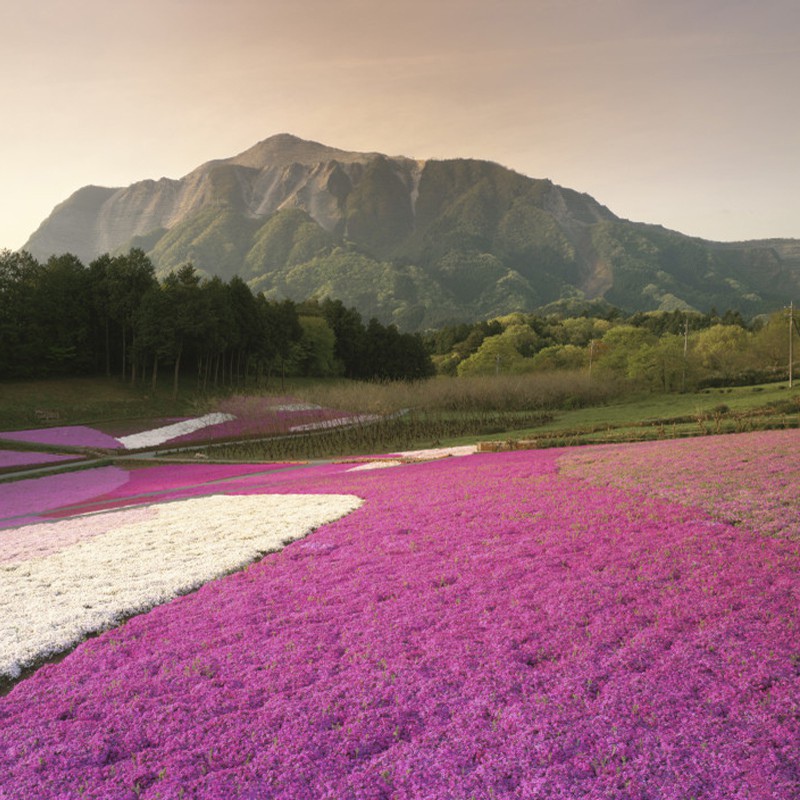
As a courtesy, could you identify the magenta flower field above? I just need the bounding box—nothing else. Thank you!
[0,425,123,449]
[0,466,131,528]
[0,450,78,470]
[0,395,374,454]
[1,430,799,798]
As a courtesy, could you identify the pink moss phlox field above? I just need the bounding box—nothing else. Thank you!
[0,466,129,529]
[96,463,296,496]
[560,429,800,540]
[46,463,318,516]
[168,395,367,444]
[0,461,333,521]
[0,426,121,449]
[0,450,76,470]
[2,443,799,799]
[68,462,354,515]
[1,463,307,522]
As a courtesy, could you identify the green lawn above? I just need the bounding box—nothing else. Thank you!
[459,382,800,449]
[0,376,202,431]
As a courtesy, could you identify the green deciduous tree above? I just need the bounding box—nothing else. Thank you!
[296,315,339,377]
[593,325,657,378]
[321,298,368,378]
[530,344,586,372]
[692,324,751,382]
[456,334,527,376]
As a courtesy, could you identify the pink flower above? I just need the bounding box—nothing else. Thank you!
[0,435,798,799]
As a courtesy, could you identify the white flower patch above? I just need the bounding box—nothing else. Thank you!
[348,460,403,472]
[0,506,158,563]
[346,446,479,471]
[0,493,362,679]
[395,445,479,460]
[117,412,236,449]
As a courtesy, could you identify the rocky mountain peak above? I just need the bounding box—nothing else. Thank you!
[222,133,383,171]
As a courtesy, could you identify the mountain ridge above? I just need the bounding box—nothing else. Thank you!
[23,134,800,329]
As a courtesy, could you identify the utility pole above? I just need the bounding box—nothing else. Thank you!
[790,301,795,389]
[682,315,689,393]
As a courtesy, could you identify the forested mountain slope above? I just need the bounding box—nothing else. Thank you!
[24,134,800,329]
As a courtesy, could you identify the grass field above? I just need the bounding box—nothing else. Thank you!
[0,376,196,431]
[199,379,799,460]
[1,375,798,463]
[468,382,800,449]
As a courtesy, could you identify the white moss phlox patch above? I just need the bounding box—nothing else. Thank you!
[395,445,478,460]
[348,460,403,471]
[117,412,236,449]
[0,493,362,679]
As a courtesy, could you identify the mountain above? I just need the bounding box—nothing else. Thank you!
[23,133,800,329]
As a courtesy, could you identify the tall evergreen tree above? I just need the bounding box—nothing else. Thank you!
[106,249,157,382]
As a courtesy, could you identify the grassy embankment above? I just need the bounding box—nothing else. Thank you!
[201,374,800,460]
[0,376,196,439]
[0,373,797,462]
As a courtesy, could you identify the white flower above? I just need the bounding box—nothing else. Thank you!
[0,493,361,679]
[117,413,236,449]
[395,445,478,460]
[348,460,403,471]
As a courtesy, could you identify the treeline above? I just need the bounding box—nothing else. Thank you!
[0,249,434,390]
[425,307,796,391]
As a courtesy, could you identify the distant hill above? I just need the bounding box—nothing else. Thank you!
[24,133,800,329]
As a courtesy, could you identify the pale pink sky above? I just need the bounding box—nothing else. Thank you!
[2,0,799,250]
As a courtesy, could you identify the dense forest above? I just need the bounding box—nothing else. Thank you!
[0,249,434,390]
[1,247,796,395]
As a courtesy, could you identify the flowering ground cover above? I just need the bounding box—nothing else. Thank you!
[0,434,799,798]
[0,396,381,454]
[0,466,130,528]
[115,413,235,449]
[0,450,78,470]
[0,494,361,680]
[166,395,376,444]
[560,428,800,540]
[0,463,306,527]
[0,506,158,563]
[53,462,356,517]
[0,425,121,449]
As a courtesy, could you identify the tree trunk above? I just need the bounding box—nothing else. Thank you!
[104,318,111,377]
[121,325,127,382]
[173,345,182,400]
[152,354,159,392]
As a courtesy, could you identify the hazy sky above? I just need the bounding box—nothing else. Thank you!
[2,0,799,250]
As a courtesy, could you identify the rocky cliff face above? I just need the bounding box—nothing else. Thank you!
[22,133,800,329]
[25,135,422,263]
[24,134,612,265]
